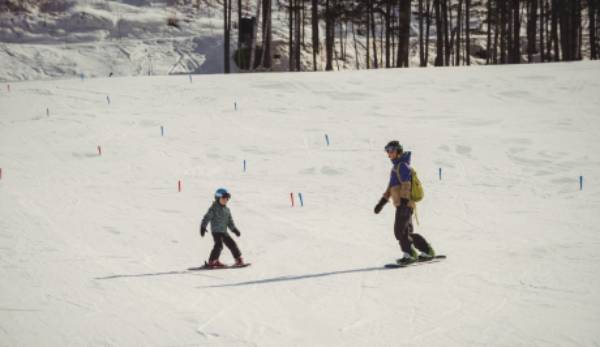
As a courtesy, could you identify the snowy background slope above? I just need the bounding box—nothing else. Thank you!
[0,0,483,82]
[1,61,600,346]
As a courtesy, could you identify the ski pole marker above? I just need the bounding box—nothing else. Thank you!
[298,193,304,207]
[178,180,182,192]
[325,134,330,146]
[580,176,583,191]
[97,145,102,156]
[439,168,442,180]
[243,160,246,172]
[160,126,164,136]
[290,193,295,207]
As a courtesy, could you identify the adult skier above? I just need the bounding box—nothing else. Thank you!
[374,141,435,265]
[200,188,245,268]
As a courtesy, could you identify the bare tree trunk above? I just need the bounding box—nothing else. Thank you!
[551,0,560,60]
[249,0,262,70]
[392,7,398,67]
[260,0,272,69]
[486,0,493,64]
[237,0,242,53]
[442,0,450,65]
[465,0,471,64]
[312,0,319,70]
[386,0,392,68]
[366,2,371,69]
[434,0,444,66]
[296,0,302,71]
[512,0,521,63]
[339,20,344,61]
[527,0,537,62]
[539,0,545,62]
[493,0,500,63]
[456,0,463,66]
[371,0,379,68]
[500,0,508,63]
[325,0,334,70]
[448,2,455,65]
[224,0,231,73]
[577,0,583,60]
[398,0,411,67]
[545,0,552,58]
[344,19,349,59]
[558,0,572,61]
[419,0,425,66]
[590,0,598,59]
[425,0,432,65]
[289,1,294,70]
[352,22,361,69]
[380,13,385,67]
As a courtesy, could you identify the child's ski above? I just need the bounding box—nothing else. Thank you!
[384,255,446,269]
[188,263,251,271]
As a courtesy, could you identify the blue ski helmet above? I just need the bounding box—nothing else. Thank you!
[215,188,231,199]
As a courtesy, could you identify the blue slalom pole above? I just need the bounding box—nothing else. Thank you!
[160,126,164,136]
[298,193,304,207]
[439,168,442,180]
[325,134,330,146]
[243,160,246,172]
[580,176,583,191]
[107,96,111,104]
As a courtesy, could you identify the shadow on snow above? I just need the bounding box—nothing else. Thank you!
[94,270,219,280]
[94,265,393,283]
[199,266,394,288]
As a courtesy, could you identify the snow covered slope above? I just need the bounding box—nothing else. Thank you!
[0,0,479,82]
[0,0,242,81]
[1,61,600,346]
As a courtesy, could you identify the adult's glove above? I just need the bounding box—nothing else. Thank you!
[200,227,207,237]
[232,228,241,237]
[374,197,388,214]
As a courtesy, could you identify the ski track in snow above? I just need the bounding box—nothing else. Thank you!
[1,61,600,346]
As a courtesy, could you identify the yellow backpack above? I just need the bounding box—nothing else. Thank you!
[410,168,424,202]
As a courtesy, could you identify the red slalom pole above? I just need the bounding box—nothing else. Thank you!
[0,168,2,180]
[97,145,102,156]
[290,192,295,207]
[178,180,182,192]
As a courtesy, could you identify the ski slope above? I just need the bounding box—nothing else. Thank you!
[1,62,600,346]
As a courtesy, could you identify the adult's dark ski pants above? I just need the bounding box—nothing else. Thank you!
[394,204,430,254]
[209,233,241,261]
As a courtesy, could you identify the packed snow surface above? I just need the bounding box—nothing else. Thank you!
[1,61,600,346]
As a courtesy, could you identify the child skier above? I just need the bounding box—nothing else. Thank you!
[200,188,245,268]
[374,141,435,265]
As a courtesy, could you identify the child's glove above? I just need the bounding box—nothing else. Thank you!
[200,227,207,237]
[232,228,241,237]
[374,197,388,214]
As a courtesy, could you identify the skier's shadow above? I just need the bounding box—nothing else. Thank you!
[199,266,392,288]
[95,270,220,280]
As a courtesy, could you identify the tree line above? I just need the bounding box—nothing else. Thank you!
[205,0,600,72]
